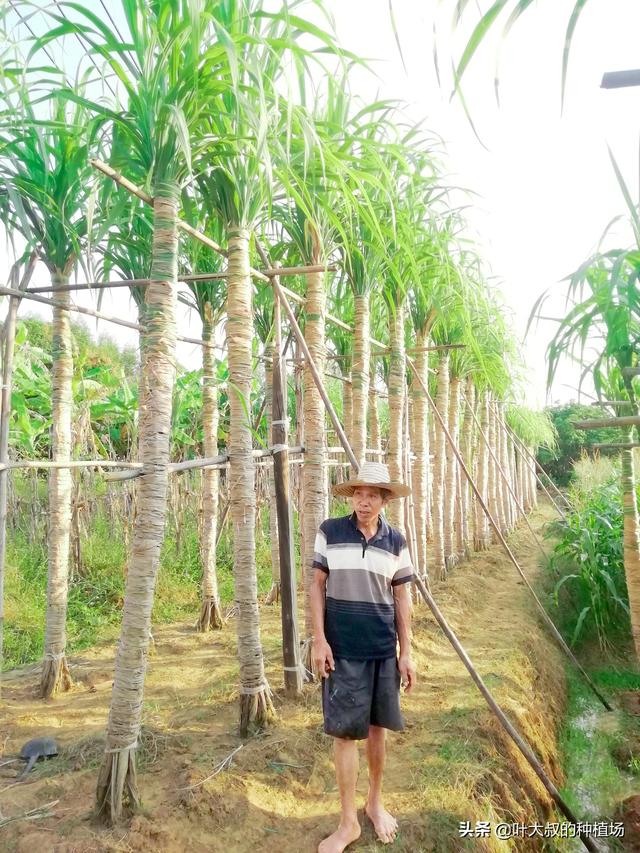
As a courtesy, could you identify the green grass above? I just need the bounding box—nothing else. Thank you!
[552,663,640,852]
[3,504,278,671]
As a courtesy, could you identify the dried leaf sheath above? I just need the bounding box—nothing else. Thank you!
[40,270,74,698]
[386,302,405,533]
[409,330,430,579]
[226,229,273,734]
[351,293,370,467]
[197,309,223,630]
[96,186,178,823]
[431,353,449,578]
[301,269,327,665]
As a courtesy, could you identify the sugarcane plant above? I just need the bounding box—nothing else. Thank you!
[0,61,104,698]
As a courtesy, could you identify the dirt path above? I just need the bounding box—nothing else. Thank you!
[1,505,572,852]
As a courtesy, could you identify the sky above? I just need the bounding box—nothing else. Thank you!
[3,0,640,408]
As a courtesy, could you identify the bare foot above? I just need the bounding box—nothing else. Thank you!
[365,801,398,844]
[318,820,362,853]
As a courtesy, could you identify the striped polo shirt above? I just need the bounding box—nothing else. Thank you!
[312,512,414,660]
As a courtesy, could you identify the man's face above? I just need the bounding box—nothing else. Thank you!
[351,486,387,524]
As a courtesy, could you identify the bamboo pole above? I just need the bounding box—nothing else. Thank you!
[29,265,339,294]
[102,447,305,482]
[0,460,144,471]
[461,388,552,564]
[407,358,612,711]
[622,368,640,378]
[271,290,303,695]
[0,284,212,349]
[574,416,640,429]
[594,442,640,449]
[412,577,598,853]
[0,256,37,692]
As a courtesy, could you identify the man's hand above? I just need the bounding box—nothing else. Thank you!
[312,638,335,679]
[398,654,416,693]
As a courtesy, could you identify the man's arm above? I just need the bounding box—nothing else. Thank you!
[310,568,335,678]
[393,582,416,693]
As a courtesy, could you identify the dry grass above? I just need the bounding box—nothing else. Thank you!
[0,503,572,852]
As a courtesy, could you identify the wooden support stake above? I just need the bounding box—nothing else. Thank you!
[271,289,303,695]
[407,358,612,711]
[622,367,640,378]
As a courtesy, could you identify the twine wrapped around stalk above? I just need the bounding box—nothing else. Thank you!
[386,302,406,533]
[226,228,274,733]
[40,269,74,699]
[95,185,179,824]
[197,305,223,631]
[300,267,328,680]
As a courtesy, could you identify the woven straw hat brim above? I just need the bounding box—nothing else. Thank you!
[332,479,410,499]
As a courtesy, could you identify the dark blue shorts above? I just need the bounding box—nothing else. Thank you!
[321,657,404,740]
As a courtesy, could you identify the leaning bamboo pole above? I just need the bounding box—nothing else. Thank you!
[407,357,612,711]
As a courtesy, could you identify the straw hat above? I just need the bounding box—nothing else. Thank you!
[332,461,411,499]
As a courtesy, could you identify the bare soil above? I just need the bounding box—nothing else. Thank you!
[0,505,621,852]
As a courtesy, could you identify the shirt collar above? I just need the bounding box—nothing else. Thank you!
[349,511,388,541]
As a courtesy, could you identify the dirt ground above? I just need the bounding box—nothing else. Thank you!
[0,504,631,852]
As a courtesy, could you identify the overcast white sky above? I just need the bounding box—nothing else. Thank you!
[4,0,640,408]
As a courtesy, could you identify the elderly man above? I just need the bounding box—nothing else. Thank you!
[310,462,417,853]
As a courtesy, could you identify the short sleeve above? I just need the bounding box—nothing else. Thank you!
[312,521,329,573]
[391,535,414,586]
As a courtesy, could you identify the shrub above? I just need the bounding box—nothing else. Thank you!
[548,465,630,651]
